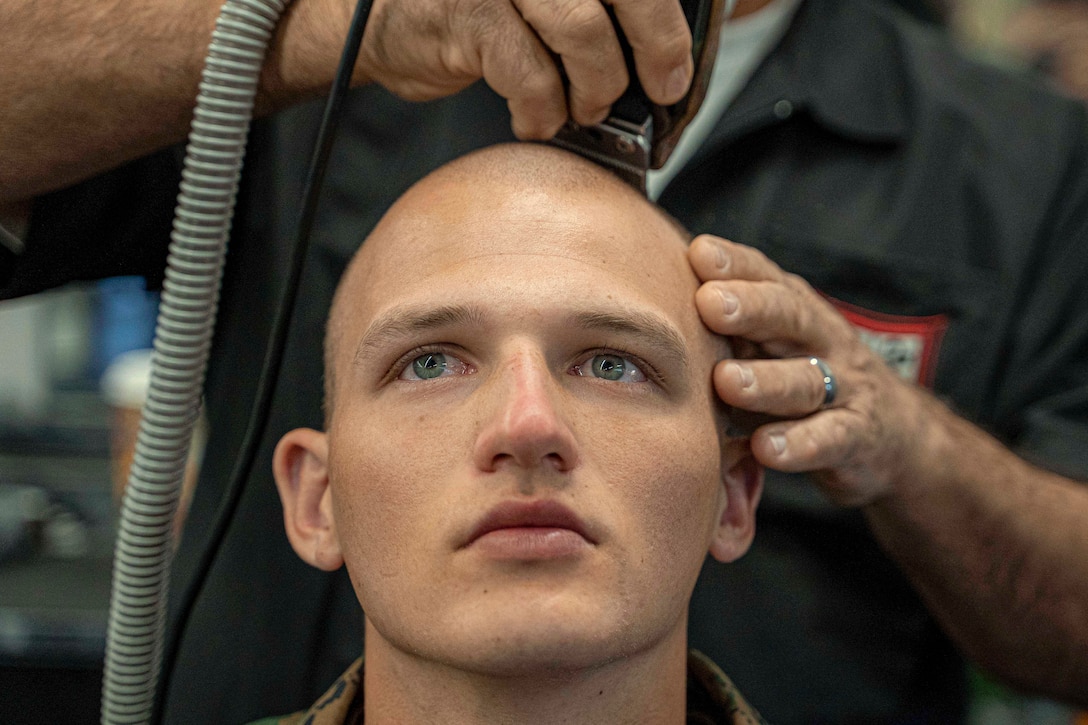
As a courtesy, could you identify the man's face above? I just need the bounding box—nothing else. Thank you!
[284,156,756,675]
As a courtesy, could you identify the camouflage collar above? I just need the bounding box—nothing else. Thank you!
[262,650,767,725]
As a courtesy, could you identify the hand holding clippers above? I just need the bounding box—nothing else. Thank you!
[551,0,735,192]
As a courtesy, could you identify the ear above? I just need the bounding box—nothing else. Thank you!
[272,428,343,572]
[708,437,764,564]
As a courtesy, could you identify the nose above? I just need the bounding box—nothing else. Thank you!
[472,350,579,474]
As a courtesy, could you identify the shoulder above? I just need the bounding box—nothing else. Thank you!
[861,0,1085,149]
[687,650,769,725]
[790,0,1088,204]
[243,657,364,725]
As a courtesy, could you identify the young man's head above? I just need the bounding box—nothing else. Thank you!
[272,142,762,684]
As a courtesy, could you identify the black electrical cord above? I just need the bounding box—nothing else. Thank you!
[152,2,374,721]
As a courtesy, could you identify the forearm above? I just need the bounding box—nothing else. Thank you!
[0,0,344,204]
[2,0,695,205]
[864,395,1088,704]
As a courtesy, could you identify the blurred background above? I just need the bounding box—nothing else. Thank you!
[0,277,161,724]
[1,0,1087,723]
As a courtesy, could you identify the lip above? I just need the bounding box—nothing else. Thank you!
[462,499,596,557]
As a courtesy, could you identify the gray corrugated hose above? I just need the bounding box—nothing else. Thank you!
[100,0,289,722]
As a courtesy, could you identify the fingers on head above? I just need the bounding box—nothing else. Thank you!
[752,411,859,474]
[689,235,784,283]
[695,279,817,354]
[714,358,834,417]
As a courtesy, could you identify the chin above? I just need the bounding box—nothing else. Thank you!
[461,640,627,678]
[450,622,640,678]
[405,592,679,678]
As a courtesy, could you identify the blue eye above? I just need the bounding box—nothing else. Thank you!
[573,353,647,383]
[592,354,627,381]
[399,352,469,381]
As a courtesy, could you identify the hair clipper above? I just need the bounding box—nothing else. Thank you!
[550,0,736,192]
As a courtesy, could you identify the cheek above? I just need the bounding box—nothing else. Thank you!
[327,413,455,580]
[601,415,723,562]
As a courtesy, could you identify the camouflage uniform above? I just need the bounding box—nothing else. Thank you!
[249,651,768,725]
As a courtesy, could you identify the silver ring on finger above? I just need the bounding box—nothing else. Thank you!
[809,357,837,408]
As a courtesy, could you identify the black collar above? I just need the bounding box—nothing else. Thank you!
[708,0,915,149]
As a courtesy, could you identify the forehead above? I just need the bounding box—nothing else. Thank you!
[332,175,710,364]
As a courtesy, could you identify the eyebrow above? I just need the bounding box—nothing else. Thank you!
[571,310,689,370]
[354,304,488,363]
[352,303,690,370]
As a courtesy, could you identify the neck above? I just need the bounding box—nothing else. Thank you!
[732,0,778,18]
[361,620,691,725]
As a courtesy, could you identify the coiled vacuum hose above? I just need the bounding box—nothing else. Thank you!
[100,1,289,721]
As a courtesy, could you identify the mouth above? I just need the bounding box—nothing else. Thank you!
[462,499,596,560]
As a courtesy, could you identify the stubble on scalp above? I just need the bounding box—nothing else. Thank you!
[321,142,696,423]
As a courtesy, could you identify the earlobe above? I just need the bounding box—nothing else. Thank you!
[708,438,764,564]
[272,428,344,572]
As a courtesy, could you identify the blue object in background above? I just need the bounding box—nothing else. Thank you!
[92,277,159,380]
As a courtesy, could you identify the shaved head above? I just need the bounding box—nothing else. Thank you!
[274,140,761,692]
[324,142,694,418]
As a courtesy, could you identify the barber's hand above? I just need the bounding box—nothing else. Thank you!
[351,0,694,138]
[688,235,935,508]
